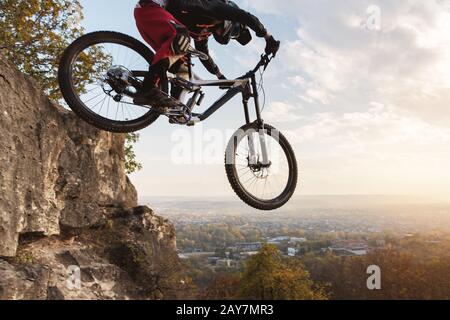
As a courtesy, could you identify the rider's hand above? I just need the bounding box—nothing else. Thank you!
[265,34,281,57]
[171,23,191,55]
[173,33,191,55]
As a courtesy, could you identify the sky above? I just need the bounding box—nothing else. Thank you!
[80,0,450,201]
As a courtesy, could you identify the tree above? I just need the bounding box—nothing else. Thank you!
[0,0,142,173]
[239,244,327,300]
[125,133,143,174]
[302,248,450,300]
[0,0,83,100]
[201,273,241,300]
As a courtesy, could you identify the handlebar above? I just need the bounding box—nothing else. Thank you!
[188,48,275,80]
[252,53,274,73]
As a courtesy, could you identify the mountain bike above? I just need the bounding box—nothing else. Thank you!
[58,31,298,210]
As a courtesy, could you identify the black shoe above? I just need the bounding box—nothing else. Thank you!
[133,88,181,112]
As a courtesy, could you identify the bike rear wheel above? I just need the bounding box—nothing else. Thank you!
[225,123,298,211]
[58,31,162,133]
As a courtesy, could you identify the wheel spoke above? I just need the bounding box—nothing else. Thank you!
[68,40,152,123]
[232,128,292,203]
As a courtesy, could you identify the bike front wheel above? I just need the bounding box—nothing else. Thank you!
[225,123,298,211]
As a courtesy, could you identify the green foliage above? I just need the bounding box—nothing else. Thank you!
[201,273,241,300]
[176,221,263,252]
[239,245,327,300]
[302,246,450,300]
[182,230,450,300]
[0,0,84,100]
[9,250,36,265]
[125,133,143,174]
[0,0,142,173]
[176,214,450,300]
[182,257,217,290]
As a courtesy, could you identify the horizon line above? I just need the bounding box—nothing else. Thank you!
[139,194,450,202]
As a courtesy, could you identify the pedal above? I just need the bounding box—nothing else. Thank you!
[169,114,191,125]
[166,103,193,125]
[165,104,186,116]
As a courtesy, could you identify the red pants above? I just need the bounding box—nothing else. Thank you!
[134,3,184,65]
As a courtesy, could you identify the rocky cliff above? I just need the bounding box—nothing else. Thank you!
[0,53,179,300]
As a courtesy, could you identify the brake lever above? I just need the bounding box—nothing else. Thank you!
[263,54,272,71]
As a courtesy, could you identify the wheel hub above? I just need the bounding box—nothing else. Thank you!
[248,157,272,172]
[251,167,270,179]
[106,65,132,94]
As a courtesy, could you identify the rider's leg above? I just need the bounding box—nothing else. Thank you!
[169,58,190,100]
[134,3,189,109]
[134,58,173,107]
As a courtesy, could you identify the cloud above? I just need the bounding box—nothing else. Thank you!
[283,103,450,197]
[237,1,450,197]
[264,102,303,123]
[128,0,450,197]
[243,0,450,124]
[286,103,450,148]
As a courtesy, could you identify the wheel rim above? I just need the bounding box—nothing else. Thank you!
[67,39,154,123]
[231,128,294,203]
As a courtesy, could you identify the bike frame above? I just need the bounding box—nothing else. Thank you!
[169,54,273,128]
[169,53,274,165]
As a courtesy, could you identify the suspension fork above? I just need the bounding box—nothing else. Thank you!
[252,74,270,166]
[242,97,258,165]
[243,75,270,166]
[251,73,264,126]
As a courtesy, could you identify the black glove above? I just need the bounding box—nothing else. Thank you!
[171,22,191,55]
[265,35,280,56]
[172,33,191,55]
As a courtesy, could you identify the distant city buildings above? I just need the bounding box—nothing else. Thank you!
[179,233,394,268]
[216,259,237,268]
[328,240,369,256]
[290,237,308,243]
[266,236,308,247]
[288,248,298,257]
[268,236,290,243]
[236,242,262,252]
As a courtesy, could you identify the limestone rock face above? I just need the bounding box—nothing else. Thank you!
[0,207,178,300]
[0,53,137,257]
[0,53,180,299]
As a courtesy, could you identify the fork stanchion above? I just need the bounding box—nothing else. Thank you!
[251,73,263,127]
